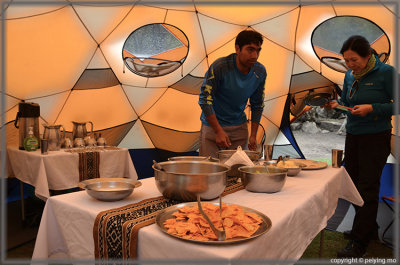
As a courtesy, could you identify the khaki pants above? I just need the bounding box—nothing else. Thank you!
[199,122,248,158]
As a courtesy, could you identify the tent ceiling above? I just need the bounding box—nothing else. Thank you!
[2,1,397,153]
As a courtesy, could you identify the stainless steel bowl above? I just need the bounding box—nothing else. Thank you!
[238,166,288,193]
[78,178,142,201]
[217,149,261,178]
[153,161,230,201]
[168,156,219,163]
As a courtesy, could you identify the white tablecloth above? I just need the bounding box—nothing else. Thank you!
[32,166,363,264]
[7,146,138,200]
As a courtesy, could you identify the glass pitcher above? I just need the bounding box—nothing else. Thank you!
[43,124,66,151]
[72,121,93,140]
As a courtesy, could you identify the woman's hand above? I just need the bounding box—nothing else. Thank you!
[350,104,373,117]
[322,100,339,109]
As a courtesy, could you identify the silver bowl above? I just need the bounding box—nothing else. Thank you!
[260,161,301,176]
[168,156,219,163]
[153,161,230,201]
[217,149,261,178]
[78,178,142,201]
[238,166,288,193]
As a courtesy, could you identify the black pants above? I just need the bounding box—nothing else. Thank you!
[344,130,391,246]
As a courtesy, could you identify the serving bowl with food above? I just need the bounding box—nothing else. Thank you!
[238,165,288,193]
[261,159,302,176]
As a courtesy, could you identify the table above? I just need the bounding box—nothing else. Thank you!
[32,166,363,264]
[7,146,138,200]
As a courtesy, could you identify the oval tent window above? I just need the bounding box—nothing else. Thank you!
[311,16,390,73]
[122,23,189,78]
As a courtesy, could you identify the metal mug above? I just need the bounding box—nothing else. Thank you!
[41,139,48,155]
[332,149,343,168]
[63,137,73,148]
[264,144,274,160]
[74,138,85,148]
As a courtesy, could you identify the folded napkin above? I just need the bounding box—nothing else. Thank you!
[224,146,254,167]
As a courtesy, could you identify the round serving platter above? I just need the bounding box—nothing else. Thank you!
[289,159,328,170]
[155,202,272,244]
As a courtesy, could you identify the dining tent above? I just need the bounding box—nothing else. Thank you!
[1,0,398,180]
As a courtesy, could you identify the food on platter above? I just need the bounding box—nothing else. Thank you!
[288,158,327,170]
[276,160,299,168]
[163,203,262,241]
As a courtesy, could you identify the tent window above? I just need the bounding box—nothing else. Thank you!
[122,23,189,78]
[311,16,390,73]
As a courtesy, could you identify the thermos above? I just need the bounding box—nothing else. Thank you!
[14,102,40,150]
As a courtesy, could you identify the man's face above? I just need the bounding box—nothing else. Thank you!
[235,43,262,70]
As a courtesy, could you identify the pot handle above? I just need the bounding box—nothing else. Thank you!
[87,121,94,136]
[60,125,66,139]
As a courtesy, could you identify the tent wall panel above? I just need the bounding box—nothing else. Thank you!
[73,5,133,44]
[4,0,66,19]
[140,89,202,132]
[88,48,110,69]
[259,117,279,146]
[56,85,137,131]
[32,91,70,126]
[118,119,155,149]
[262,95,288,127]
[169,74,203,95]
[5,6,97,99]
[122,85,167,117]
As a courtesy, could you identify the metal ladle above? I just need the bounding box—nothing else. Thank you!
[196,195,226,241]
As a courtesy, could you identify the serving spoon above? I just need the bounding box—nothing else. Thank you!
[196,195,226,241]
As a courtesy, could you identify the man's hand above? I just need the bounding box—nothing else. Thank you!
[351,104,373,117]
[216,129,231,149]
[248,135,257,151]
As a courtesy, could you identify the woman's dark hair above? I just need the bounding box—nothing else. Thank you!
[340,35,374,57]
[235,30,263,50]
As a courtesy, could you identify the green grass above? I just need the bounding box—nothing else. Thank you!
[299,229,394,261]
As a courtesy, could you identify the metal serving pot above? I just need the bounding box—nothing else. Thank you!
[153,160,230,201]
[168,156,219,163]
[238,165,288,193]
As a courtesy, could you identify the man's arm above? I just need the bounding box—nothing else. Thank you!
[205,114,231,149]
[248,121,259,151]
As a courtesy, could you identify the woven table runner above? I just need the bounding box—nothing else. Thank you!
[79,152,100,182]
[93,179,244,260]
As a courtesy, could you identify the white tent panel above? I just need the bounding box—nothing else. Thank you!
[160,10,207,80]
[321,63,345,86]
[258,39,293,101]
[274,130,291,145]
[3,0,66,19]
[100,5,166,87]
[196,2,299,26]
[2,95,19,115]
[73,5,133,44]
[139,0,196,11]
[87,48,110,69]
[197,13,245,54]
[31,91,70,125]
[56,85,137,131]
[118,119,154,149]
[122,85,167,117]
[252,6,299,51]
[259,116,279,145]
[295,5,335,72]
[5,6,97,99]
[189,58,208,77]
[262,95,287,128]
[292,54,313,75]
[206,39,236,68]
[333,4,396,68]
[140,88,201,131]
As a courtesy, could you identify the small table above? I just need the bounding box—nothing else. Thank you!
[7,146,138,201]
[32,166,363,264]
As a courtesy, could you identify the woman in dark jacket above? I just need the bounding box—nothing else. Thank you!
[327,35,395,258]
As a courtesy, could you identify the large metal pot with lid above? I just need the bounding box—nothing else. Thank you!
[153,160,230,201]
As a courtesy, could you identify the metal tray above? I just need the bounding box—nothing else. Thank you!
[155,202,272,244]
[289,159,328,170]
[78,178,142,201]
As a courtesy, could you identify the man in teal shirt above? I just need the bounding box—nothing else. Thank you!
[198,30,266,158]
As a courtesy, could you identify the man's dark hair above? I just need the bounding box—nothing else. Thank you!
[235,30,263,50]
[340,35,372,58]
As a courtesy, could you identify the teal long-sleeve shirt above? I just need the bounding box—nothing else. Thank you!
[340,55,396,135]
[198,53,266,127]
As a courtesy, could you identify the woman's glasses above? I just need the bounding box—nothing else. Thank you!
[349,79,359,99]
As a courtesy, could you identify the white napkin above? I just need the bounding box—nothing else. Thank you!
[224,146,254,167]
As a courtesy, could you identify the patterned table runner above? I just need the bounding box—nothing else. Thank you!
[78,152,100,182]
[93,179,244,260]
